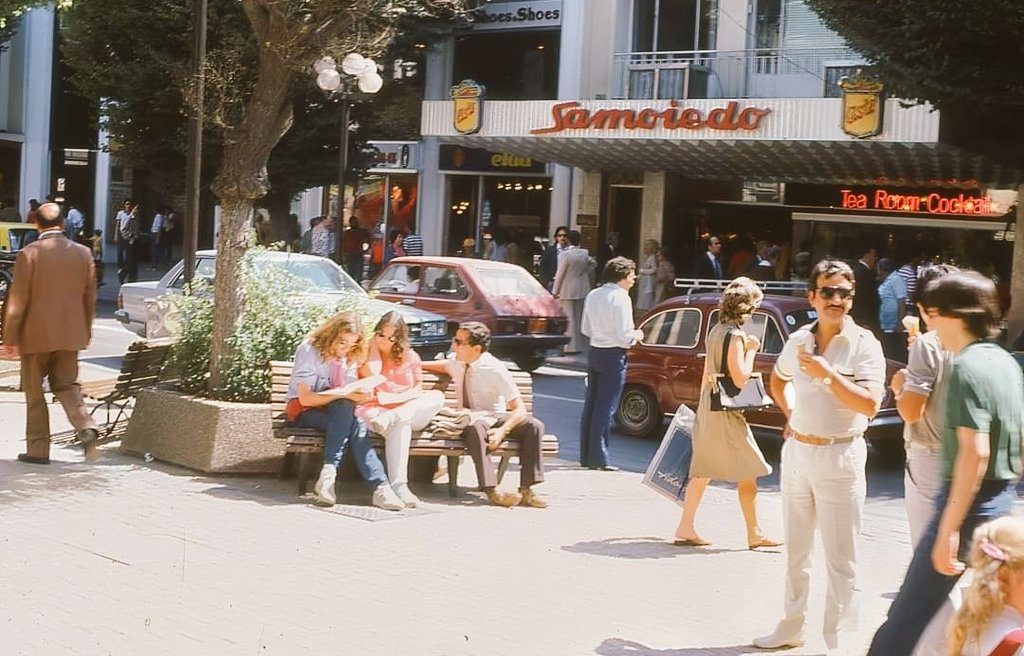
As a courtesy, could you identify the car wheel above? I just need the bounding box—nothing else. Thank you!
[615,385,661,437]
[0,269,10,300]
[513,355,545,372]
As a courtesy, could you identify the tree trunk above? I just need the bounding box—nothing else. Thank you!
[207,28,295,396]
[1007,183,1024,348]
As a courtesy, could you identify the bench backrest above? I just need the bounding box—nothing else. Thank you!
[269,360,534,424]
[114,339,175,393]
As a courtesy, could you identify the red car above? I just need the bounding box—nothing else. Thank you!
[615,292,904,453]
[369,256,569,371]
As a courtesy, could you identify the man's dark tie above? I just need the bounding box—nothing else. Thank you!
[712,257,722,279]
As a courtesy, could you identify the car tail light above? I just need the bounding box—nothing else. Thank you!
[527,318,547,334]
[549,318,568,334]
[495,319,519,334]
[117,292,123,310]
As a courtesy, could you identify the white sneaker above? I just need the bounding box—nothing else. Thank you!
[313,464,337,506]
[393,483,421,508]
[752,627,805,650]
[372,484,405,511]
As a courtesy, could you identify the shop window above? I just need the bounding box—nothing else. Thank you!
[641,309,702,348]
[452,31,560,100]
[632,0,718,53]
[422,267,468,300]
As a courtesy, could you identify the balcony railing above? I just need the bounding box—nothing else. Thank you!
[612,47,866,100]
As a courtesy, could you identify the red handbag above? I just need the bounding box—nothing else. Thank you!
[989,628,1024,656]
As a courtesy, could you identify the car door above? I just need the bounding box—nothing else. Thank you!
[634,307,704,410]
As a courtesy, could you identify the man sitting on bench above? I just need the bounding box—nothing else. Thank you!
[423,321,548,508]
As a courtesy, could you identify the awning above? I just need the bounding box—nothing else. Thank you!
[437,136,1024,189]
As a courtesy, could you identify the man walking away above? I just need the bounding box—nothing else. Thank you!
[755,259,885,652]
[0,202,101,464]
[868,271,1024,655]
[579,256,643,470]
[115,199,139,282]
[402,228,423,257]
[851,244,880,334]
[65,202,85,241]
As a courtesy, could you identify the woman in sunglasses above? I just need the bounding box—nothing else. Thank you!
[284,311,404,510]
[357,311,446,507]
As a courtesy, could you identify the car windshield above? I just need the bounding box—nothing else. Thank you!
[473,266,549,298]
[252,257,365,295]
[784,309,817,331]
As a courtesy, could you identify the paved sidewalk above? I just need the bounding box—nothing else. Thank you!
[0,389,916,656]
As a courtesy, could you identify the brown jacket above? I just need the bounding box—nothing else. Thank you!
[2,230,96,353]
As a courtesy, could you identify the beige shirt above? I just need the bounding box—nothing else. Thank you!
[774,316,885,438]
[442,352,520,412]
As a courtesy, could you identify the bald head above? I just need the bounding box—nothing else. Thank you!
[36,202,63,229]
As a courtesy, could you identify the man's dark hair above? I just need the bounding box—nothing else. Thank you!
[310,216,324,228]
[36,202,62,229]
[388,228,403,244]
[567,230,581,247]
[808,259,855,289]
[553,225,568,237]
[914,264,960,306]
[602,256,636,284]
[920,271,1001,340]
[459,321,491,351]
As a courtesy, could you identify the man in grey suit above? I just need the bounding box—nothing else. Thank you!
[1,202,100,463]
[552,230,594,354]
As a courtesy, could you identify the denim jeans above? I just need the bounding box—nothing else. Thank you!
[293,399,388,489]
[579,346,628,468]
[868,479,1016,655]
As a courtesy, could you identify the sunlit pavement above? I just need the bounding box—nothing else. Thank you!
[0,382,922,656]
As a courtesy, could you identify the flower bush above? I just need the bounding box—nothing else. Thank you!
[169,248,379,403]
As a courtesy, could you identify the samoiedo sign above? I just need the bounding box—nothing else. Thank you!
[531,100,771,135]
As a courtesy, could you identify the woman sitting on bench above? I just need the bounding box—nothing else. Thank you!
[357,311,445,508]
[284,311,405,511]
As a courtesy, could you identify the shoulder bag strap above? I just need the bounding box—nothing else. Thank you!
[719,327,741,396]
[990,628,1024,656]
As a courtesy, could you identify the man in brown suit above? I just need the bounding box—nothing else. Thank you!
[0,202,100,463]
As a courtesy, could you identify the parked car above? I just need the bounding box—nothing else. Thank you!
[115,250,451,357]
[615,292,905,453]
[0,222,39,299]
[369,256,569,371]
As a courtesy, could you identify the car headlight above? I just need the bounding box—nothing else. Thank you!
[419,321,446,337]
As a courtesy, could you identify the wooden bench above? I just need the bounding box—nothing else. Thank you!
[79,338,176,440]
[270,360,559,497]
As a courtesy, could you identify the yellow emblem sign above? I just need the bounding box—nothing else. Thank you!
[839,74,885,139]
[451,80,485,135]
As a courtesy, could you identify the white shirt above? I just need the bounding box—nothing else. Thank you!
[66,207,84,230]
[774,316,885,437]
[581,283,638,349]
[442,352,519,412]
[151,213,165,233]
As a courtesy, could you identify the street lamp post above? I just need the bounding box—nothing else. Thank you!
[314,54,383,265]
[183,0,207,284]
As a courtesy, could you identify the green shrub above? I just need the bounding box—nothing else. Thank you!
[169,249,380,403]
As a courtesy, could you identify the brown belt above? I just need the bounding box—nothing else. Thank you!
[793,432,859,446]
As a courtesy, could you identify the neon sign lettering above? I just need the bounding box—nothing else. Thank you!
[531,100,771,135]
[839,189,994,216]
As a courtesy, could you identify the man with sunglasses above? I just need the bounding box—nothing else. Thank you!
[755,259,885,652]
[538,225,569,289]
[422,322,547,508]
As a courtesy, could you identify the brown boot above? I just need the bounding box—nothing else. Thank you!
[519,488,548,508]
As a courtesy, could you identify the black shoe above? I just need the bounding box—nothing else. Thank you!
[587,464,620,471]
[17,453,50,465]
[78,427,100,445]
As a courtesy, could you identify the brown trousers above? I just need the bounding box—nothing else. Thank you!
[21,351,95,458]
[462,416,546,490]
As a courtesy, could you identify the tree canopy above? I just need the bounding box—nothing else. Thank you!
[807,0,1024,162]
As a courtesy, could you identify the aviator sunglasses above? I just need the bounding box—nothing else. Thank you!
[815,286,855,300]
[375,331,399,343]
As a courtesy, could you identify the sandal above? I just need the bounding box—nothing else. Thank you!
[748,537,783,550]
[672,536,712,547]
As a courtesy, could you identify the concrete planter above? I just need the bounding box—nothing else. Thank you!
[121,387,285,474]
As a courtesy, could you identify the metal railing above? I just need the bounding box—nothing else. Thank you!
[612,47,865,100]
[673,277,807,297]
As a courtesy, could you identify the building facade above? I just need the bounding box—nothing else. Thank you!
[418,0,1020,286]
